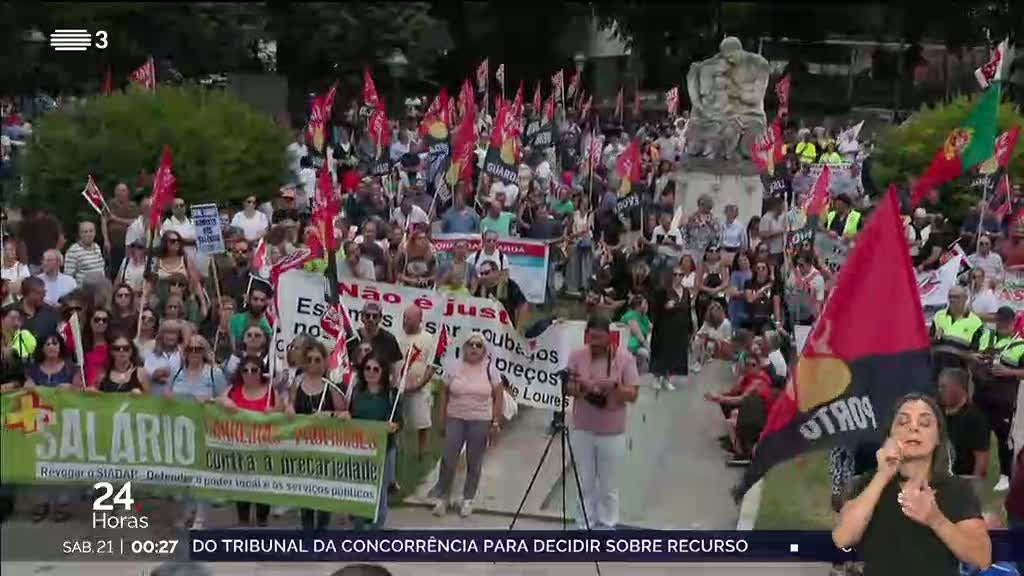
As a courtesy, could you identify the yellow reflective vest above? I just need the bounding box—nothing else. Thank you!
[820,151,843,164]
[825,209,862,238]
[980,331,1024,368]
[931,310,984,352]
[795,142,817,164]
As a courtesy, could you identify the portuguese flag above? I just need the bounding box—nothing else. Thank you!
[739,190,934,493]
[911,84,1001,205]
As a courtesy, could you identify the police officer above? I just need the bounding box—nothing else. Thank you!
[975,306,1024,492]
[931,285,985,376]
[825,194,862,240]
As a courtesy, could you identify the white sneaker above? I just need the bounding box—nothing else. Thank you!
[692,361,703,374]
[663,379,676,391]
[432,499,447,517]
[994,475,1011,492]
[459,499,473,518]
[651,378,662,391]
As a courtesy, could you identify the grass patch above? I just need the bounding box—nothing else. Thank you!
[755,437,1006,529]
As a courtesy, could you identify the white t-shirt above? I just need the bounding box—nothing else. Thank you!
[759,212,786,255]
[298,167,316,210]
[1,262,31,285]
[231,211,270,242]
[161,216,196,242]
[470,249,508,276]
[652,225,683,247]
[37,272,77,306]
[697,318,733,342]
[768,349,788,378]
[391,205,430,231]
[286,142,307,176]
[970,288,1000,319]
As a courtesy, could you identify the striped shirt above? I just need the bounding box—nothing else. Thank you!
[63,242,106,285]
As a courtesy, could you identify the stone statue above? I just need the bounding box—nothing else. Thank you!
[684,37,771,161]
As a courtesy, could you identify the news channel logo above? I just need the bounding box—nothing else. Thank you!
[50,29,108,52]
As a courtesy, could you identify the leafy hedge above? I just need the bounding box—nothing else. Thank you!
[20,86,290,227]
[872,94,1024,224]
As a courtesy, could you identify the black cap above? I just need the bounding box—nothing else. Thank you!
[996,306,1017,323]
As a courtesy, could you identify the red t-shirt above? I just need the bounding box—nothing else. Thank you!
[228,384,276,413]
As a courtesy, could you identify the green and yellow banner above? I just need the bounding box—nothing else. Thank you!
[1,389,387,519]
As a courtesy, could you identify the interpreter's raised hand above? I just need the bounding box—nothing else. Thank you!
[875,437,903,481]
[898,477,940,527]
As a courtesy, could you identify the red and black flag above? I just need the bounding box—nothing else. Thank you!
[739,190,934,493]
[483,102,520,185]
[431,325,450,368]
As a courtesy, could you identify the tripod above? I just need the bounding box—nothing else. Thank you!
[508,370,601,576]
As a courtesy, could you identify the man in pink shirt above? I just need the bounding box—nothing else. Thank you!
[567,315,640,529]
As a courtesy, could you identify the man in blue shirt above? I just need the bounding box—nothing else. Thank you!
[440,188,480,234]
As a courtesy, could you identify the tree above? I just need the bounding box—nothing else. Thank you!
[872,94,1024,224]
[19,86,290,228]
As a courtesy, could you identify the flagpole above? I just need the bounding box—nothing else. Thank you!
[977,176,991,242]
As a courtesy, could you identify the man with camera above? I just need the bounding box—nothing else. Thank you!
[566,315,639,530]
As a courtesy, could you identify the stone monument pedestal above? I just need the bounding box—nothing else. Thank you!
[672,158,765,229]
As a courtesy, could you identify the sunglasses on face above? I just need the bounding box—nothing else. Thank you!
[364,364,382,374]
[466,340,484,349]
[186,345,205,353]
[93,316,108,323]
[112,344,132,352]
[241,366,261,375]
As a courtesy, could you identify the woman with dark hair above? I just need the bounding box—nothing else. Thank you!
[833,394,991,574]
[347,352,401,529]
[25,334,82,390]
[95,334,148,394]
[110,283,139,336]
[727,252,753,327]
[745,216,763,253]
[744,258,781,335]
[155,231,199,301]
[395,228,437,289]
[83,308,111,389]
[164,272,208,326]
[695,245,728,328]
[219,355,283,527]
[224,324,269,381]
[288,340,348,530]
[649,262,693,391]
[135,308,158,356]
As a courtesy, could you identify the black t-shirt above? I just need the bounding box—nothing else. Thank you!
[945,403,991,476]
[853,473,982,576]
[474,279,527,328]
[744,276,778,320]
[21,304,60,341]
[347,328,403,368]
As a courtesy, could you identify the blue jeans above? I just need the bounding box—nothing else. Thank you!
[353,445,396,530]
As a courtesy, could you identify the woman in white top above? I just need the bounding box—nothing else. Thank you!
[565,193,595,295]
[968,268,1000,324]
[231,196,270,242]
[1,238,30,303]
[117,239,149,295]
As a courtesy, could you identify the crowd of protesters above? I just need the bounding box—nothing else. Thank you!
[1,85,1023,572]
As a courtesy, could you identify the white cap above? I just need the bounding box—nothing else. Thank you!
[913,207,928,218]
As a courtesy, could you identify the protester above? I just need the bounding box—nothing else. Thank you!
[567,315,639,529]
[745,259,782,335]
[346,302,402,375]
[758,199,787,266]
[0,304,32,390]
[219,355,283,527]
[229,284,272,344]
[116,238,149,294]
[24,333,82,390]
[784,252,825,330]
[704,351,776,464]
[103,182,139,276]
[397,304,436,460]
[231,195,270,243]
[135,308,158,355]
[825,194,863,240]
[832,394,990,575]
[727,253,753,327]
[348,352,401,529]
[431,332,503,518]
[931,286,984,375]
[648,262,692,391]
[37,249,76,306]
[286,340,346,530]
[224,325,269,381]
[968,235,1005,284]
[109,282,138,335]
[720,204,746,258]
[620,294,652,371]
[82,308,111,388]
[937,368,990,478]
[395,228,436,289]
[974,306,1024,492]
[480,199,516,237]
[692,301,733,373]
[682,194,722,263]
[18,276,59,341]
[967,268,999,323]
[96,335,148,394]
[165,273,207,326]
[441,188,480,234]
[695,245,728,328]
[2,236,31,300]
[155,231,198,291]
[144,319,184,395]
[338,240,376,281]
[19,207,65,270]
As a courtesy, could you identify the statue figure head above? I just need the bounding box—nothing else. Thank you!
[720,37,744,64]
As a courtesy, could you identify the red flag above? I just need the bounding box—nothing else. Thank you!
[251,238,266,271]
[750,118,785,174]
[128,57,156,92]
[532,83,542,113]
[306,82,338,153]
[995,175,1013,221]
[614,87,624,122]
[458,79,474,119]
[993,126,1021,169]
[363,67,380,107]
[580,94,593,122]
[802,166,832,217]
[975,38,1010,89]
[103,65,112,96]
[368,101,389,151]
[81,175,108,216]
[148,146,176,232]
[447,100,477,189]
[269,230,324,289]
[510,81,524,117]
[665,86,679,117]
[312,164,339,252]
[320,302,355,342]
[542,93,555,122]
[431,325,450,367]
[775,75,791,118]
[742,190,932,493]
[614,139,641,196]
[418,88,450,136]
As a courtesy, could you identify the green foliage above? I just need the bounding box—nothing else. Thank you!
[20,86,290,227]
[872,94,1024,224]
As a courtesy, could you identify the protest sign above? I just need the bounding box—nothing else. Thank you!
[788,226,816,250]
[431,233,550,304]
[190,203,226,255]
[1,388,387,519]
[614,193,641,220]
[277,271,624,411]
[814,233,849,273]
[998,268,1024,312]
